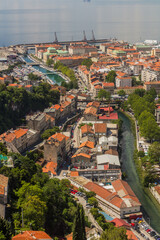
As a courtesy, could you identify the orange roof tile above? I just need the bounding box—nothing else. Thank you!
[67,95,75,100]
[42,162,57,175]
[53,104,61,110]
[103,82,114,87]
[81,125,94,134]
[12,231,52,240]
[72,153,91,159]
[111,218,130,228]
[70,171,79,177]
[94,123,107,133]
[112,179,141,205]
[79,141,94,149]
[84,107,97,116]
[126,229,138,240]
[48,132,66,142]
[14,129,28,139]
[86,101,100,108]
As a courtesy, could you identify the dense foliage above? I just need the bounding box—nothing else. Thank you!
[90,208,113,231]
[41,126,60,140]
[0,218,13,240]
[28,72,41,81]
[81,59,93,69]
[100,227,128,240]
[97,89,111,102]
[128,89,159,142]
[0,83,59,134]
[0,153,79,238]
[73,204,86,240]
[105,70,117,84]
[54,61,78,89]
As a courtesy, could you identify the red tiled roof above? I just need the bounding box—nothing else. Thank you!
[112,179,141,205]
[70,171,79,177]
[86,101,100,108]
[94,123,107,133]
[84,182,111,199]
[99,112,118,120]
[48,132,67,142]
[81,125,94,134]
[79,141,94,149]
[126,229,138,240]
[100,107,114,112]
[72,153,91,159]
[12,231,52,240]
[103,82,114,87]
[84,107,97,116]
[111,218,131,228]
[42,162,57,176]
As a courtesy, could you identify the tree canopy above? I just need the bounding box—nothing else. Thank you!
[100,227,128,240]
[41,126,60,140]
[0,83,60,134]
[81,59,93,69]
[105,70,117,84]
[54,61,78,89]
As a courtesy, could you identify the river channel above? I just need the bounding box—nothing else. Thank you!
[119,112,160,234]
[22,55,65,85]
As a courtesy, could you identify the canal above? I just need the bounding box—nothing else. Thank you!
[119,111,160,233]
[22,55,65,85]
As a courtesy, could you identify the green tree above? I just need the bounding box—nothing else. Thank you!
[0,218,12,240]
[73,205,86,240]
[140,117,160,142]
[134,89,146,97]
[117,90,126,96]
[105,91,111,103]
[132,76,137,86]
[0,231,6,240]
[0,142,8,155]
[28,72,41,81]
[97,89,108,100]
[41,126,60,140]
[100,227,128,240]
[138,110,155,126]
[105,70,117,84]
[46,58,54,67]
[85,191,96,199]
[148,142,160,164]
[22,195,47,230]
[88,197,98,208]
[81,59,93,69]
[80,205,87,240]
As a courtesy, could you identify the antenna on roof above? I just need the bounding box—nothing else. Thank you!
[83,30,87,42]
[92,30,95,41]
[54,32,58,43]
